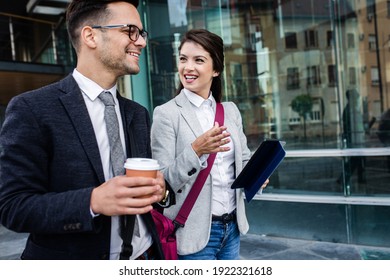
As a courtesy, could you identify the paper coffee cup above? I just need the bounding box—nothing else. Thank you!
[124,158,160,178]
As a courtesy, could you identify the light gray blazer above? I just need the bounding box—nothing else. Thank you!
[151,91,251,255]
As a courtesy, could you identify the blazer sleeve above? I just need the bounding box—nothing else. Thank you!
[0,95,96,234]
[151,104,202,193]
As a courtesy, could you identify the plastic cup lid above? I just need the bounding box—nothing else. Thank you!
[124,158,160,170]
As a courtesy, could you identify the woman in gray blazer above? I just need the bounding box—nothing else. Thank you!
[151,29,267,260]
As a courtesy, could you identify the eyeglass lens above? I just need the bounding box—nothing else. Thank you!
[129,25,147,41]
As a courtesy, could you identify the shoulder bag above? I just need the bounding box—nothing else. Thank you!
[152,102,225,260]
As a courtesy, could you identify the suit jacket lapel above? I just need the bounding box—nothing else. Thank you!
[117,95,165,259]
[118,94,136,158]
[58,75,105,183]
[175,91,204,138]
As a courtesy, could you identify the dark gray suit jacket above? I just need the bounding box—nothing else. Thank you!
[0,74,164,259]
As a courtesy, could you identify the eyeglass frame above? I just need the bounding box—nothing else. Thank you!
[91,24,148,42]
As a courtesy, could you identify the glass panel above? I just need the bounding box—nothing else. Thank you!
[143,0,390,248]
[246,201,349,244]
[246,200,390,247]
[348,156,390,196]
[266,157,343,195]
[350,204,390,246]
[265,155,390,195]
[0,14,74,66]
[144,0,390,195]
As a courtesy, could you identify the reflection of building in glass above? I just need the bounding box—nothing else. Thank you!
[224,0,390,150]
[2,0,390,250]
[144,0,390,248]
[273,0,348,145]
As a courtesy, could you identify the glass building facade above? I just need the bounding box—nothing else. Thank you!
[136,0,390,247]
[0,0,389,248]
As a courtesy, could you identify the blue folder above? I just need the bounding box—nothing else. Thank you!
[231,139,286,202]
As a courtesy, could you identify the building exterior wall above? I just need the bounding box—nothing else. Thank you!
[140,0,390,247]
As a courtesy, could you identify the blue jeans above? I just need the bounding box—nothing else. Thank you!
[178,219,240,260]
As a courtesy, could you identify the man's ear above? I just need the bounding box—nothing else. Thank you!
[81,26,98,49]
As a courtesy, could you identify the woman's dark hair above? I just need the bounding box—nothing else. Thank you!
[176,29,224,103]
[66,0,139,51]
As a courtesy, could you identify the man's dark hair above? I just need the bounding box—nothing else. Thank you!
[176,29,225,103]
[66,0,139,51]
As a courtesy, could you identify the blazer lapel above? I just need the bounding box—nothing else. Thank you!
[223,105,242,165]
[58,75,105,183]
[117,95,164,258]
[118,94,137,158]
[175,91,204,138]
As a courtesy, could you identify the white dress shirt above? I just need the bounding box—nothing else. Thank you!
[72,69,152,259]
[183,89,236,216]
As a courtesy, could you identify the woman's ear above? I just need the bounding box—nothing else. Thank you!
[213,72,220,77]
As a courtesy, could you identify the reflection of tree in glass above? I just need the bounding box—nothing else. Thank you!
[291,94,313,141]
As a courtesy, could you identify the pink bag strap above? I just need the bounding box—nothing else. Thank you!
[173,102,224,230]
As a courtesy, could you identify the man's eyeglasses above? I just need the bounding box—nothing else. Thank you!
[91,24,148,42]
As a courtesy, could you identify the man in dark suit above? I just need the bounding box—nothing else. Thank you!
[0,0,172,260]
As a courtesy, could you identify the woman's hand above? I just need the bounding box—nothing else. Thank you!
[261,179,269,190]
[191,122,231,157]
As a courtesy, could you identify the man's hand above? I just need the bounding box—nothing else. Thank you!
[90,171,166,216]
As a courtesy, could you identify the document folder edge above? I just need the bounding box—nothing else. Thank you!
[231,140,286,202]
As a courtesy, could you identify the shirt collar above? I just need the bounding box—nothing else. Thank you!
[183,88,215,109]
[72,69,118,104]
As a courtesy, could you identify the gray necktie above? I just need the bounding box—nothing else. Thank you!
[98,91,140,249]
[98,91,125,176]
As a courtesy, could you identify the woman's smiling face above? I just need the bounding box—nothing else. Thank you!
[178,41,218,99]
